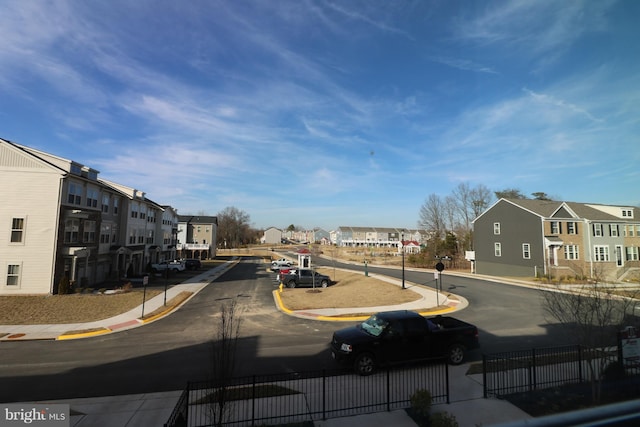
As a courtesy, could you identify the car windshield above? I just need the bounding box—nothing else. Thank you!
[360,315,389,337]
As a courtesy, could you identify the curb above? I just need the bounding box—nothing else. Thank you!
[272,288,462,322]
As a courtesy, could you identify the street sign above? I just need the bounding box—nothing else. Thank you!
[435,262,445,272]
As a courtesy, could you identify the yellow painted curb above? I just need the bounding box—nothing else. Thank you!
[141,308,174,324]
[273,290,458,322]
[57,328,112,340]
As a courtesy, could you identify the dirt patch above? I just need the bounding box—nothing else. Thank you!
[0,290,163,325]
[277,268,422,310]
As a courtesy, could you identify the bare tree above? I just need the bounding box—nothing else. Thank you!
[217,206,252,248]
[209,298,243,426]
[469,184,493,218]
[419,194,447,240]
[541,276,640,403]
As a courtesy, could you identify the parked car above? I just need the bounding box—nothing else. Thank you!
[151,260,186,274]
[330,311,479,375]
[183,258,201,270]
[280,269,332,288]
[271,258,292,269]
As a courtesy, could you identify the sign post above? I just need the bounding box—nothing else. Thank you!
[141,275,149,318]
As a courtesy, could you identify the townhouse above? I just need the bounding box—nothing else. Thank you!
[0,138,207,295]
[176,215,217,259]
[472,198,640,281]
[335,226,426,248]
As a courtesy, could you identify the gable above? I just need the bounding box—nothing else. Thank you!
[0,140,63,173]
[551,206,574,219]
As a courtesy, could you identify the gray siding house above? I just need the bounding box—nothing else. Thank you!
[474,198,640,281]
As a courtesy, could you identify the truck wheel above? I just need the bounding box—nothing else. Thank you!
[354,353,376,376]
[448,343,466,365]
[320,280,329,288]
[286,280,297,288]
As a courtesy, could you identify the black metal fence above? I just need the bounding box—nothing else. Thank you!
[165,359,449,427]
[483,345,590,398]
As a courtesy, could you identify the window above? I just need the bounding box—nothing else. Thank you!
[10,218,25,243]
[594,245,610,262]
[113,198,119,215]
[622,209,633,218]
[6,264,20,286]
[494,242,502,257]
[67,182,82,205]
[129,230,136,244]
[564,245,579,260]
[593,223,603,237]
[83,221,96,243]
[140,208,146,220]
[550,221,561,234]
[567,222,578,235]
[522,243,531,259]
[131,204,138,218]
[64,219,79,243]
[493,223,501,235]
[147,229,154,244]
[626,247,639,261]
[610,224,619,237]
[86,187,98,208]
[102,195,110,213]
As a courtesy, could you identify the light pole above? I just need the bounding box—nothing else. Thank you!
[401,232,405,289]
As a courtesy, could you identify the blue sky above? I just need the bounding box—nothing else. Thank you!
[2,1,638,231]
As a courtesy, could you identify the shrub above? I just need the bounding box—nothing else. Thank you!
[58,275,71,294]
[431,411,459,427]
[410,389,432,426]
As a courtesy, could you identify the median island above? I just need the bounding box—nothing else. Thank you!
[276,268,423,311]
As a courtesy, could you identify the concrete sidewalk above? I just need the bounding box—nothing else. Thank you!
[1,258,533,427]
[0,260,238,341]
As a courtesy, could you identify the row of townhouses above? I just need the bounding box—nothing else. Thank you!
[472,198,640,281]
[262,226,427,248]
[0,138,217,295]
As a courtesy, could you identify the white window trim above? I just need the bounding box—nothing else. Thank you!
[5,262,22,288]
[493,223,501,235]
[564,245,579,260]
[494,242,502,257]
[522,243,531,259]
[9,216,27,245]
[594,245,610,262]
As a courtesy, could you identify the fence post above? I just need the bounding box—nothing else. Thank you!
[386,367,391,412]
[531,348,537,391]
[322,369,327,421]
[482,354,488,398]
[445,361,450,404]
[251,375,256,427]
[578,345,584,383]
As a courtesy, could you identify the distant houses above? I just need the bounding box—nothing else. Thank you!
[261,226,428,248]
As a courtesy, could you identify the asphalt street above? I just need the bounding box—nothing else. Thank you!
[0,255,577,403]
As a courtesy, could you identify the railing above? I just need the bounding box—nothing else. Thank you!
[165,360,449,427]
[483,345,586,398]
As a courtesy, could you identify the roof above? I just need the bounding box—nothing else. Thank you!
[477,198,640,223]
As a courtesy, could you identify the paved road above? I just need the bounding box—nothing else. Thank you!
[0,257,338,403]
[0,255,573,403]
[314,255,577,356]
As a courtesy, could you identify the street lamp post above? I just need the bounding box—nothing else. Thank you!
[401,232,405,289]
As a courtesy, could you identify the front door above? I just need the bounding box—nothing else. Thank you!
[616,245,623,267]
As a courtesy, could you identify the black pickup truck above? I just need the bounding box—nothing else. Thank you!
[330,310,479,375]
[281,269,332,288]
